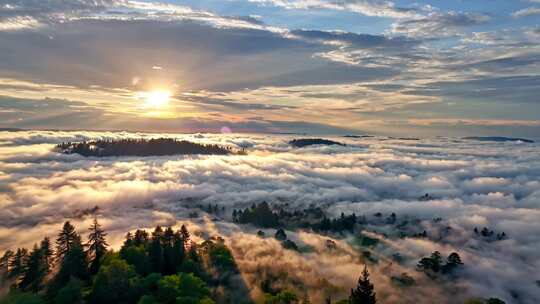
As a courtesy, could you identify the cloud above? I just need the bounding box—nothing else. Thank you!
[0,16,42,31]
[1,131,540,302]
[512,7,540,18]
[247,0,421,19]
[390,11,491,38]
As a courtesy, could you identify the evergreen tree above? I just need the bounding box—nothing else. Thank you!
[56,221,79,261]
[40,237,54,271]
[442,252,464,274]
[19,244,47,292]
[0,250,14,280]
[55,234,88,286]
[149,226,164,273]
[171,230,185,271]
[8,248,28,281]
[134,229,149,246]
[162,227,175,275]
[123,232,134,247]
[180,225,190,249]
[429,251,443,272]
[349,265,376,304]
[86,216,109,274]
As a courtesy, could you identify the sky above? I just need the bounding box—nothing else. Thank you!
[0,0,539,137]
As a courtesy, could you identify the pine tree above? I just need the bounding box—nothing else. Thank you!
[40,237,54,271]
[86,216,109,274]
[0,250,14,280]
[19,244,47,292]
[133,229,149,246]
[350,265,376,304]
[429,251,443,272]
[149,226,164,273]
[172,230,185,270]
[180,225,190,250]
[56,221,79,261]
[8,248,28,281]
[56,236,88,285]
[162,227,175,275]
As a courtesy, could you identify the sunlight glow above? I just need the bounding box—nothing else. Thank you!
[138,90,171,108]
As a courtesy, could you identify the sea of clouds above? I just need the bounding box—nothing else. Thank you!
[0,130,539,303]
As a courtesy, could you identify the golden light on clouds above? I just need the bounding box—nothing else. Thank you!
[138,90,172,108]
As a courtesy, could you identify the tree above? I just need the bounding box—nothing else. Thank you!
[442,252,463,274]
[120,244,151,276]
[133,230,149,246]
[8,248,28,281]
[54,278,83,304]
[156,273,211,304]
[180,225,190,249]
[149,226,164,273]
[171,230,185,271]
[40,237,53,271]
[55,222,79,261]
[0,291,45,304]
[90,258,140,304]
[275,229,287,241]
[264,290,298,304]
[349,265,376,304]
[55,236,88,285]
[162,227,175,275]
[417,251,443,275]
[86,216,108,274]
[19,244,47,292]
[0,250,14,281]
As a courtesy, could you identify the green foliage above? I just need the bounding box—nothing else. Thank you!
[350,265,376,304]
[417,251,464,277]
[120,244,152,276]
[263,290,298,304]
[55,222,79,260]
[357,234,379,247]
[390,273,415,287]
[19,245,47,292]
[137,295,159,304]
[8,248,28,280]
[0,291,45,304]
[207,242,236,271]
[90,258,140,304]
[281,240,298,251]
[54,278,82,304]
[156,273,211,304]
[86,217,108,275]
[55,239,88,285]
[275,229,287,241]
[235,202,280,228]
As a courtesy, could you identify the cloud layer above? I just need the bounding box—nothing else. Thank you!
[1,130,539,303]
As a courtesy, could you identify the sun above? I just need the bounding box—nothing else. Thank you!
[138,90,171,108]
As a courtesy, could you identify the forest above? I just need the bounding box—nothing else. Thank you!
[56,139,234,157]
[0,205,508,304]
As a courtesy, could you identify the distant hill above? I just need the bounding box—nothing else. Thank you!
[343,135,374,138]
[464,136,534,143]
[0,127,24,131]
[289,138,346,148]
[57,138,234,157]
